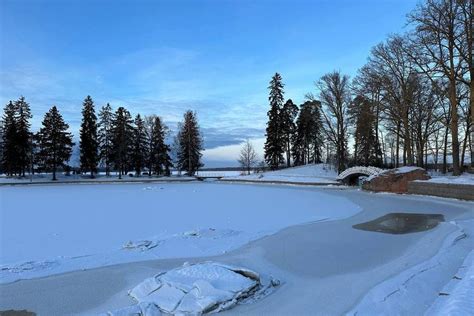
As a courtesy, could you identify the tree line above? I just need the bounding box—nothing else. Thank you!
[0,96,203,180]
[264,0,472,175]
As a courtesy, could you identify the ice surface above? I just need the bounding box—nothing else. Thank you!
[107,262,273,315]
[0,183,361,283]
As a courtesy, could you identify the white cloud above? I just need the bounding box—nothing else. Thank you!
[203,137,265,164]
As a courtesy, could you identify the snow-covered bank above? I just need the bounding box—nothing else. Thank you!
[224,164,339,184]
[426,249,474,315]
[0,182,360,283]
[348,218,473,315]
[422,173,474,185]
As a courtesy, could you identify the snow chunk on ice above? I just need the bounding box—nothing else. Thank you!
[104,302,161,316]
[123,240,160,251]
[108,262,278,315]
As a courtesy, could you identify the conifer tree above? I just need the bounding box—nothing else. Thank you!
[98,103,114,176]
[280,99,298,167]
[110,107,133,179]
[350,95,383,166]
[1,101,18,176]
[37,106,74,180]
[14,97,32,176]
[79,96,99,178]
[292,100,323,165]
[131,114,148,176]
[149,116,172,176]
[264,73,285,169]
[177,110,203,175]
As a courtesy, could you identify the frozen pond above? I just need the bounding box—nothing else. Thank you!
[0,182,360,282]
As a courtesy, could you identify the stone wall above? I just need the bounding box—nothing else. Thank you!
[362,167,430,193]
[407,181,474,201]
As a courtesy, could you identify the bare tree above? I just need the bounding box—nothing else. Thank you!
[407,0,466,175]
[317,71,351,173]
[238,139,258,175]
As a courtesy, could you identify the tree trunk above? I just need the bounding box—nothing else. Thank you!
[442,125,449,174]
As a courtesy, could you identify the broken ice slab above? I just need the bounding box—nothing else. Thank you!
[106,262,279,315]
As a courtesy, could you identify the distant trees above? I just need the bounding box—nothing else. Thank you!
[36,106,74,180]
[80,96,99,178]
[176,110,203,175]
[238,139,258,175]
[264,73,285,169]
[0,96,186,179]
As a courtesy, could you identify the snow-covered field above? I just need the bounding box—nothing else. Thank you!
[0,182,360,283]
[224,164,339,184]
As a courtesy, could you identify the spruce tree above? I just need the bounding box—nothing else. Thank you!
[280,99,298,167]
[148,116,172,176]
[37,106,74,180]
[98,103,114,176]
[350,95,382,166]
[14,97,32,176]
[1,101,18,176]
[292,100,323,165]
[110,107,133,179]
[131,114,148,176]
[264,73,285,169]
[79,96,99,178]
[177,110,203,175]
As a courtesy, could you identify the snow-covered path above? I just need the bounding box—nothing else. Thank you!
[0,186,472,315]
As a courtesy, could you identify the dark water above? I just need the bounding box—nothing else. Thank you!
[0,311,36,316]
[353,213,445,234]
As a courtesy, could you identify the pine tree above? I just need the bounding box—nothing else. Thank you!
[350,95,382,166]
[79,96,99,178]
[149,116,172,176]
[37,106,74,180]
[110,107,133,179]
[264,73,285,169]
[14,96,32,176]
[177,110,203,175]
[98,103,114,176]
[1,101,18,176]
[292,100,323,165]
[131,114,148,176]
[280,99,298,167]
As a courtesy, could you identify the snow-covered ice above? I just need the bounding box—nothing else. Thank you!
[0,182,360,283]
[106,262,276,315]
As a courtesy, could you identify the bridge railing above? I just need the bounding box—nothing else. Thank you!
[337,166,384,180]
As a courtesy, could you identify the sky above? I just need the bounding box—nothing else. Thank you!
[0,0,418,167]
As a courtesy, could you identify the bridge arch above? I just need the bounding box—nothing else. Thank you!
[337,166,384,185]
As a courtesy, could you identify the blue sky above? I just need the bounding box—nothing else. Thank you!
[0,0,417,166]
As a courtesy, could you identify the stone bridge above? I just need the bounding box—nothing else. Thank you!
[337,166,384,185]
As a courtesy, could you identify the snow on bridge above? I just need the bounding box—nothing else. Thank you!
[337,166,384,181]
